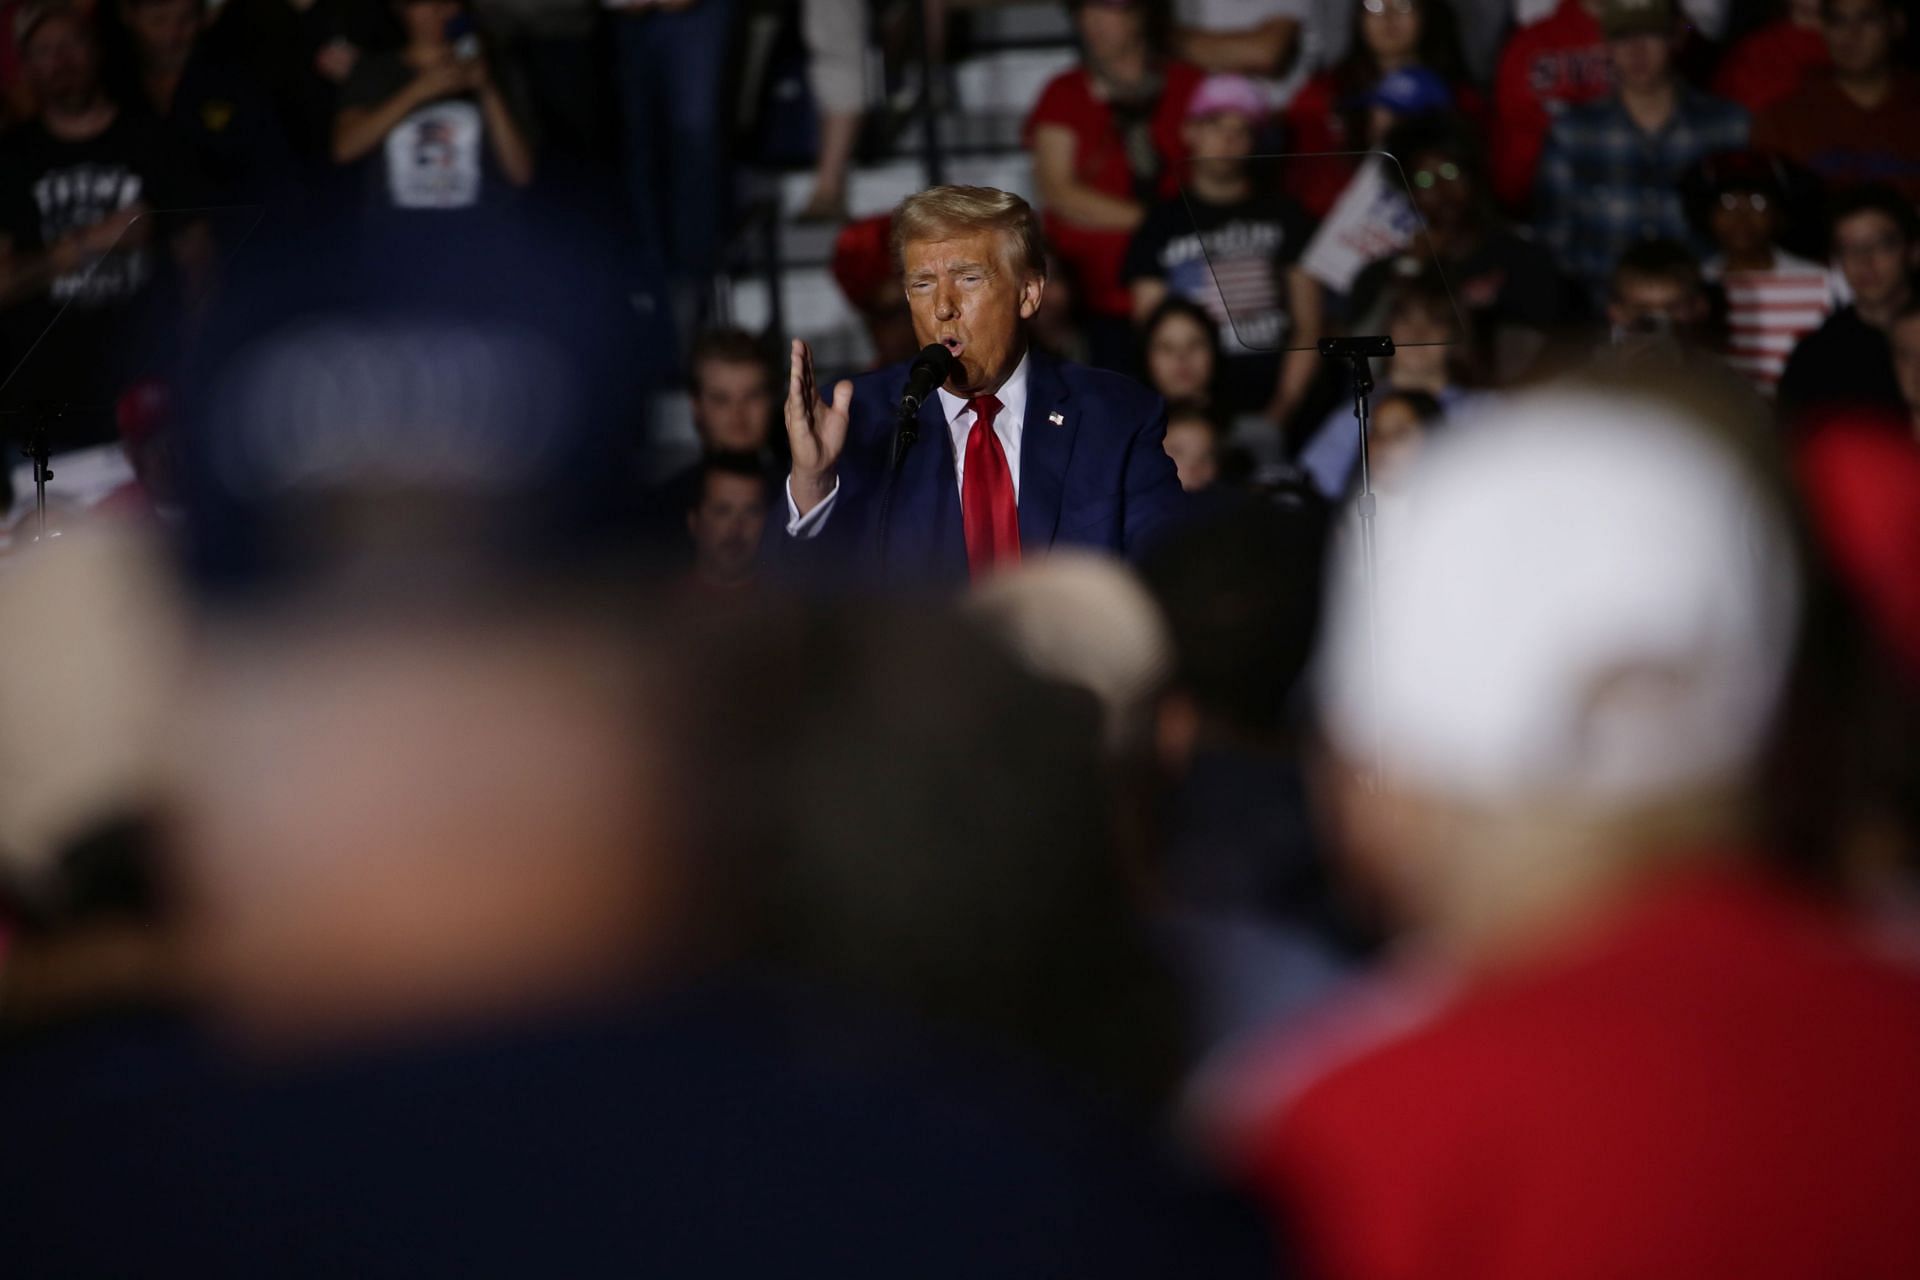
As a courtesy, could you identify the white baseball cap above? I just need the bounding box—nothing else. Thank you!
[1318,389,1800,805]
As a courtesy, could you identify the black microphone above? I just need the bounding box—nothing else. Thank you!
[899,343,954,417]
[891,343,954,470]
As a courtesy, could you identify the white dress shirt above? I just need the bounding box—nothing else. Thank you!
[785,352,1030,538]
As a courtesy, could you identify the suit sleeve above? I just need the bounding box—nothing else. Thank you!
[1119,393,1189,560]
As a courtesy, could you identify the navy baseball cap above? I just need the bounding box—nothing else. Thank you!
[170,208,653,611]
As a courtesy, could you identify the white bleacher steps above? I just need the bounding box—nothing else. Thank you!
[731,1,1075,366]
[644,391,698,481]
[729,268,853,335]
[775,153,1035,221]
[722,271,874,371]
[965,2,1075,45]
[952,47,1076,118]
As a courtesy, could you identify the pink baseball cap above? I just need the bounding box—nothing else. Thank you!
[1186,75,1267,123]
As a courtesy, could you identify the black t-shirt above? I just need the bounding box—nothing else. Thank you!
[1123,192,1315,414]
[1124,192,1315,354]
[0,112,194,302]
[339,50,524,217]
[0,111,195,437]
[152,52,297,206]
[1776,304,1906,424]
[204,0,391,164]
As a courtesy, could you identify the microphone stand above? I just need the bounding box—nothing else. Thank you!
[875,400,919,578]
[5,400,64,543]
[28,406,54,540]
[1318,335,1394,788]
[869,345,947,580]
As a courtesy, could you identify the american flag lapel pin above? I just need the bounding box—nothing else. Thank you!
[1048,411,1065,426]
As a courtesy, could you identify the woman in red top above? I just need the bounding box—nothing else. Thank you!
[1026,0,1201,370]
[1281,0,1481,217]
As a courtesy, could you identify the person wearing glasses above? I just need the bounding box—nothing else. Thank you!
[1754,0,1920,205]
[1691,151,1835,398]
[1347,115,1569,382]
[1778,184,1917,423]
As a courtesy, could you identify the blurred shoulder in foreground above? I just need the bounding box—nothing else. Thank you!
[1196,381,1920,1280]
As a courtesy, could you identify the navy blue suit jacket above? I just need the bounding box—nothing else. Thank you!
[787,350,1188,587]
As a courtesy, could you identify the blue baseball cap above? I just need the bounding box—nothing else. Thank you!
[1360,67,1454,117]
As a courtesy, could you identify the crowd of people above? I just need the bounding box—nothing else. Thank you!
[0,0,1918,499]
[780,0,1920,514]
[1,0,1919,1275]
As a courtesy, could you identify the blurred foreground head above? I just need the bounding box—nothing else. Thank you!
[155,213,677,1044]
[169,600,682,1046]
[1142,493,1330,754]
[0,528,184,919]
[966,551,1173,758]
[684,603,1183,1109]
[1319,387,1801,958]
[0,527,187,1028]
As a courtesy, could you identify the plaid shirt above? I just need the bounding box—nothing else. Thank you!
[1535,88,1749,294]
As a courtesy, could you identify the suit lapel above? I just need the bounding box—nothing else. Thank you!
[1018,352,1076,553]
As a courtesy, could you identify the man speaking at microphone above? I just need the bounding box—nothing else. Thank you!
[783,185,1187,584]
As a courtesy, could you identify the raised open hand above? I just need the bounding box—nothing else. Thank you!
[785,338,851,516]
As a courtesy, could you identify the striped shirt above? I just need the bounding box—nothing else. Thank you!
[1705,250,1837,395]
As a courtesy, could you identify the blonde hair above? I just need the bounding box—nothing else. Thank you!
[891,185,1048,281]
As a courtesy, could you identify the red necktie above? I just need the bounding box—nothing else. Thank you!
[961,394,1020,577]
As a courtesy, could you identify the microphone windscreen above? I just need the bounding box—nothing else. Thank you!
[914,343,954,380]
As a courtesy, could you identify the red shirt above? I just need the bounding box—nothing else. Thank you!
[1207,867,1920,1280]
[1711,19,1830,116]
[1755,71,1920,205]
[1024,61,1204,317]
[1279,73,1349,216]
[1490,0,1611,211]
